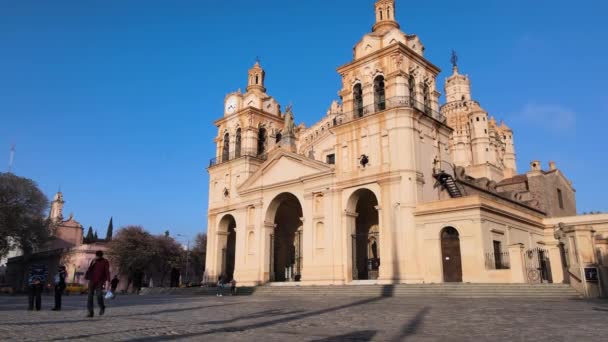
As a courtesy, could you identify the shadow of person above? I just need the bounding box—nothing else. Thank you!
[311,330,377,341]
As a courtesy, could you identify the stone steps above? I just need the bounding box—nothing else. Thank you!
[141,283,581,298]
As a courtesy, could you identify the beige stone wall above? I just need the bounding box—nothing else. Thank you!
[202,0,604,294]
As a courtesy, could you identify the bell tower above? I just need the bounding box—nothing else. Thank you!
[373,0,400,34]
[49,191,65,223]
[247,60,266,93]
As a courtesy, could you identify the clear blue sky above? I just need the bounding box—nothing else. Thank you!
[1,0,607,238]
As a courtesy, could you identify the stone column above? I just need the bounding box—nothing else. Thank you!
[508,243,526,283]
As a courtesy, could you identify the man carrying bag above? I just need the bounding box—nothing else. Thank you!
[85,251,110,318]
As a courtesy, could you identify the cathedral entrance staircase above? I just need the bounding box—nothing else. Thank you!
[141,283,580,299]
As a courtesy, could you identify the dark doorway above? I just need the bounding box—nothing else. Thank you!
[441,227,462,282]
[220,215,236,282]
[351,189,380,280]
[270,193,303,282]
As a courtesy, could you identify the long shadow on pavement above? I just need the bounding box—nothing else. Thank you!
[126,291,394,341]
[391,306,430,341]
[311,330,377,341]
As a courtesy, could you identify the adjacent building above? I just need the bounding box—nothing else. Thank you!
[5,192,113,290]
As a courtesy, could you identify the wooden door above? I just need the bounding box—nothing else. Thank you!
[441,227,463,283]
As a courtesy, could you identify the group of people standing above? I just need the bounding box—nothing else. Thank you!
[27,250,119,318]
[216,275,237,297]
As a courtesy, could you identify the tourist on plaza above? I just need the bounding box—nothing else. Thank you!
[230,278,237,296]
[52,265,67,311]
[216,276,224,297]
[110,275,120,294]
[85,250,110,317]
[27,263,48,311]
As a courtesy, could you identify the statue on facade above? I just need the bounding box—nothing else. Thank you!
[283,105,296,136]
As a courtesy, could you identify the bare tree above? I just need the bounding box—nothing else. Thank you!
[107,226,156,292]
[190,233,207,283]
[152,234,183,287]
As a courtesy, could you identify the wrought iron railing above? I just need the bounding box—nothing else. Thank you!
[485,251,510,270]
[344,96,445,123]
[209,148,267,168]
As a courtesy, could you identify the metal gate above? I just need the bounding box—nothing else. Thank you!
[269,234,275,282]
[269,231,302,282]
[221,248,226,278]
[294,230,303,281]
[524,248,552,284]
[351,232,380,280]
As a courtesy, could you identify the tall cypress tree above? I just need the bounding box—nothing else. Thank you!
[85,226,94,243]
[106,217,114,241]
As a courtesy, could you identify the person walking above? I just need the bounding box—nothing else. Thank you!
[216,276,224,297]
[51,265,67,311]
[110,275,120,295]
[230,278,237,296]
[27,263,48,311]
[85,251,110,318]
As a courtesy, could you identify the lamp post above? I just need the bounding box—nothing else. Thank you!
[177,234,190,285]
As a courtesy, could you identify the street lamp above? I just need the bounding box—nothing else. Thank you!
[177,234,190,285]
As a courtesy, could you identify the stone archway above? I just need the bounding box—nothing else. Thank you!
[218,214,236,281]
[441,227,463,283]
[266,193,303,282]
[348,189,380,281]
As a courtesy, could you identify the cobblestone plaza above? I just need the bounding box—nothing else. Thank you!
[1,294,607,341]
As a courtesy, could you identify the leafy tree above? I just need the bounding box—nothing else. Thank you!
[0,173,50,258]
[190,233,207,282]
[0,173,50,289]
[107,226,156,292]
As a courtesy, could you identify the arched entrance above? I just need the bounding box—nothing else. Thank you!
[349,189,380,280]
[267,193,303,282]
[441,227,462,282]
[219,215,236,281]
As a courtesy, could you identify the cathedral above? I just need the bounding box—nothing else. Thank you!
[205,0,607,296]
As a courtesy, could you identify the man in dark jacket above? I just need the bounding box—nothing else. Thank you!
[110,275,120,293]
[27,263,48,311]
[85,250,110,317]
[52,265,67,311]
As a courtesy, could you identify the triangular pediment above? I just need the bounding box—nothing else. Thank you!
[238,149,333,194]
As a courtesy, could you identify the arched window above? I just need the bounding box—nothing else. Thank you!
[379,9,383,20]
[255,75,259,84]
[235,128,242,158]
[387,7,391,19]
[374,75,386,111]
[222,132,230,163]
[257,127,267,156]
[353,84,363,118]
[423,84,431,114]
[409,75,416,101]
[275,132,282,144]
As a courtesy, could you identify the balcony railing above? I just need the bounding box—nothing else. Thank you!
[346,96,445,123]
[485,251,511,270]
[209,148,267,168]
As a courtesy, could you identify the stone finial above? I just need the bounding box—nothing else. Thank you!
[549,161,557,171]
[530,160,541,172]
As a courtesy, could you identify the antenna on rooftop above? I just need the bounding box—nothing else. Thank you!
[8,144,15,173]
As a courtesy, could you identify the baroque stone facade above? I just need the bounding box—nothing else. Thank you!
[205,0,607,296]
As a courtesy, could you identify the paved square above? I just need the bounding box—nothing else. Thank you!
[0,294,606,341]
